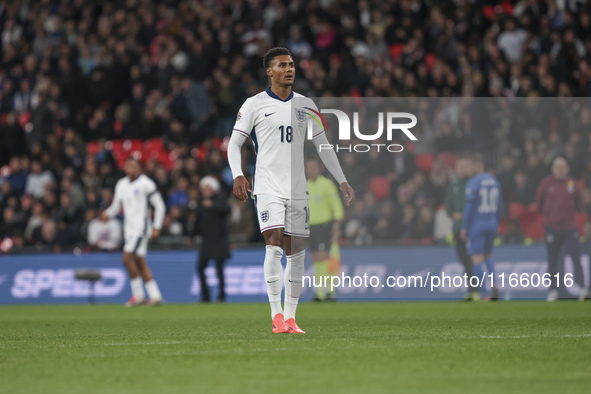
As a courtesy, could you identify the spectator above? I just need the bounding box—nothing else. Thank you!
[0,181,17,210]
[168,176,190,208]
[411,205,435,240]
[24,201,45,243]
[32,219,58,250]
[0,206,24,240]
[0,113,27,165]
[435,123,460,153]
[55,192,84,239]
[372,200,402,241]
[513,170,536,206]
[163,205,185,236]
[25,159,55,199]
[399,203,417,241]
[87,208,123,251]
[7,157,28,196]
[194,176,231,303]
[287,25,312,60]
[497,18,528,64]
[81,157,101,191]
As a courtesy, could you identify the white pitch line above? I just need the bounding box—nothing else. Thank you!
[103,338,278,346]
[441,334,591,339]
[102,334,591,347]
[104,341,187,346]
[478,334,591,339]
[160,347,294,356]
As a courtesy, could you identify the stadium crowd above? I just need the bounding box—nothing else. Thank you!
[1,0,591,253]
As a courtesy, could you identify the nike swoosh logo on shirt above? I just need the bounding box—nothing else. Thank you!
[265,112,275,117]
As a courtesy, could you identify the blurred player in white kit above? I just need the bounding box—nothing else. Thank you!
[102,157,166,306]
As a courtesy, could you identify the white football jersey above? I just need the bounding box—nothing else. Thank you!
[104,174,165,237]
[232,88,324,200]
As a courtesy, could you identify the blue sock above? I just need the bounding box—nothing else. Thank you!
[472,263,486,298]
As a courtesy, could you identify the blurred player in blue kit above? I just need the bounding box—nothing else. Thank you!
[460,154,502,300]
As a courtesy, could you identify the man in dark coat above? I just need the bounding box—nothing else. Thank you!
[194,176,231,302]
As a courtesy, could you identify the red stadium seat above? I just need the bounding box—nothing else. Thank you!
[123,139,143,152]
[482,6,495,20]
[509,202,526,219]
[437,152,457,168]
[369,176,390,201]
[498,218,508,235]
[212,137,223,149]
[105,139,124,154]
[115,153,127,169]
[194,146,208,162]
[415,153,434,173]
[219,137,230,157]
[521,213,545,241]
[157,150,176,171]
[389,43,405,59]
[143,138,164,153]
[18,112,31,128]
[114,119,123,135]
[145,147,162,160]
[86,141,99,155]
[404,141,416,153]
[424,53,437,73]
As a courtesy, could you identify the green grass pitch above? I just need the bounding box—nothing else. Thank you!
[1,302,590,394]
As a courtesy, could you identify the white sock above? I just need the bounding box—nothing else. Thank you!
[145,279,162,301]
[264,245,284,318]
[130,277,145,300]
[284,250,305,321]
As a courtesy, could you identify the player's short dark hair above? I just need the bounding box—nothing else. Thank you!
[263,47,292,69]
[125,156,142,167]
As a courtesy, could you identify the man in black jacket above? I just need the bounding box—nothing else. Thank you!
[194,176,231,302]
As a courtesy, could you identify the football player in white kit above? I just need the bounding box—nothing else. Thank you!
[102,157,166,306]
[228,48,355,333]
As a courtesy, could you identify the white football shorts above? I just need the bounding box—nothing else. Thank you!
[123,234,149,257]
[255,194,310,237]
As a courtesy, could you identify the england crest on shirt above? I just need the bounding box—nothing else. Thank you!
[261,210,269,223]
[295,108,306,123]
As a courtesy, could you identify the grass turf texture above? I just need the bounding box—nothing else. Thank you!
[0,302,590,394]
